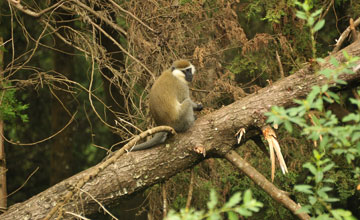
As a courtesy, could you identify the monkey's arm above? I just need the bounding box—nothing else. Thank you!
[130,132,168,151]
[190,99,203,111]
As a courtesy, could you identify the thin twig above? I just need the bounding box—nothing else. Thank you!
[109,0,158,33]
[77,188,119,220]
[275,50,285,79]
[64,212,91,220]
[185,168,195,210]
[1,111,77,146]
[8,0,65,18]
[162,182,167,218]
[6,2,60,79]
[7,167,39,197]
[71,0,127,36]
[332,17,360,53]
[319,0,334,21]
[86,26,120,131]
[350,18,358,42]
[88,19,155,79]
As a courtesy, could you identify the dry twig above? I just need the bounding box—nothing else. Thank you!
[332,17,360,53]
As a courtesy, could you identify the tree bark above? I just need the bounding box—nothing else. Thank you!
[0,37,7,211]
[1,40,360,219]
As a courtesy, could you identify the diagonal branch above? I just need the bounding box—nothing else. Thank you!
[225,150,310,220]
[1,40,360,220]
[7,0,65,18]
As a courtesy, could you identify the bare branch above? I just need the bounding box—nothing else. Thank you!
[7,0,65,18]
[332,17,360,53]
[1,111,77,146]
[225,150,310,220]
[71,0,127,36]
[108,0,158,33]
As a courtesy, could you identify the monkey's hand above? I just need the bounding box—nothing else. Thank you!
[194,103,203,111]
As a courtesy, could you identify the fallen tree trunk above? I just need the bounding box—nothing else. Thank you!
[1,40,360,219]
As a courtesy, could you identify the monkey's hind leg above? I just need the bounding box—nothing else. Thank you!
[174,98,196,132]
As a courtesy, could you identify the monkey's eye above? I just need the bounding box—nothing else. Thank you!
[181,68,192,75]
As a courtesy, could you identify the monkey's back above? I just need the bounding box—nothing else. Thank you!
[149,69,189,129]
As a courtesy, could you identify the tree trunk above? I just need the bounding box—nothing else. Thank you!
[0,36,7,211]
[1,40,360,220]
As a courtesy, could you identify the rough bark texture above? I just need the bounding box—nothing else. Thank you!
[1,40,360,219]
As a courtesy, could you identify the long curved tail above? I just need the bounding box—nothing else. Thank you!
[130,132,168,151]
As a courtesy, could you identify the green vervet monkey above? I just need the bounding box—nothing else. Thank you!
[131,59,203,151]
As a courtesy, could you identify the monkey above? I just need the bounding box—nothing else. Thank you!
[131,59,203,151]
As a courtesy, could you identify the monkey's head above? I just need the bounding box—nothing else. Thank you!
[171,59,196,83]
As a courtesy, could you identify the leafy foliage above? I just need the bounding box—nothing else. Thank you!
[267,55,360,220]
[295,0,325,59]
[165,189,263,220]
[0,87,29,122]
[266,2,360,218]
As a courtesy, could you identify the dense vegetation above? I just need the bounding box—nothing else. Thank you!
[0,0,359,219]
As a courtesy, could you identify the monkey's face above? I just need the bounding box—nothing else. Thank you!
[182,68,193,82]
[171,60,196,83]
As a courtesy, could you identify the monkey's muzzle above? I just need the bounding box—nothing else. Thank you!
[183,68,193,82]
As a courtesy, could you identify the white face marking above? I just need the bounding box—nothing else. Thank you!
[172,64,195,84]
[172,69,187,83]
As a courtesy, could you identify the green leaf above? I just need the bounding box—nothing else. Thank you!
[296,11,307,20]
[294,184,313,194]
[324,197,340,203]
[234,207,252,217]
[312,9,323,17]
[316,58,326,64]
[207,189,218,210]
[224,192,241,208]
[330,56,340,67]
[313,19,325,32]
[343,113,359,123]
[284,120,293,133]
[227,211,238,220]
[322,163,335,172]
[346,153,355,163]
[207,213,221,220]
[308,16,315,26]
[243,189,252,204]
[315,171,324,183]
[331,209,356,220]
[309,195,317,205]
[318,68,334,78]
[316,214,331,220]
[321,84,329,93]
[304,162,317,175]
[295,205,311,214]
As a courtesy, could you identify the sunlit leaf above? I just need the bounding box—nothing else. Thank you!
[294,184,313,194]
[313,19,325,32]
[207,189,218,210]
[224,192,241,208]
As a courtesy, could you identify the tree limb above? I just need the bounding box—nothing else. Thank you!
[1,40,360,219]
[7,0,65,18]
[225,150,310,220]
[332,17,360,53]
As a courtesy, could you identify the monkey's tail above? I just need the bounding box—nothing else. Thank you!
[130,132,168,151]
